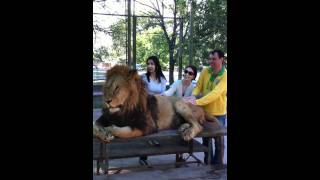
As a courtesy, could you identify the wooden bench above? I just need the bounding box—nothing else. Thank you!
[93,122,227,176]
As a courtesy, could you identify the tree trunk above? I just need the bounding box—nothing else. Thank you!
[169,44,175,84]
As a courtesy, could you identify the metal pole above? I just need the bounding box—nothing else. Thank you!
[189,0,193,65]
[127,0,132,68]
[133,16,137,70]
[93,13,182,19]
[178,18,183,80]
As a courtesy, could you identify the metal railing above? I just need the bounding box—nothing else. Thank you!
[93,69,107,81]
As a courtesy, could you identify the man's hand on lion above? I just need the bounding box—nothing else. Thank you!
[183,95,197,105]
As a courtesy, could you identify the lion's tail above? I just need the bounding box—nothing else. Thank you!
[205,113,221,126]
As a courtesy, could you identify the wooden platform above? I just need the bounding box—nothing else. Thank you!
[93,122,227,176]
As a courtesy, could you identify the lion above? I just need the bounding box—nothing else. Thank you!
[93,65,219,143]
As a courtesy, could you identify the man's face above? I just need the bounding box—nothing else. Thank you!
[208,52,223,70]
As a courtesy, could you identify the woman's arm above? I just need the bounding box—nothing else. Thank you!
[162,80,179,96]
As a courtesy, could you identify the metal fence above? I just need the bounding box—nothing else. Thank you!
[93,69,107,81]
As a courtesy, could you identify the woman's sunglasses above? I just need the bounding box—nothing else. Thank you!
[184,70,194,76]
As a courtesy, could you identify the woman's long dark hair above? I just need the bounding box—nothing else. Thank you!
[146,56,166,83]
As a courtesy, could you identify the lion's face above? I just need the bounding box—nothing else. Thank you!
[104,76,130,113]
[103,65,146,114]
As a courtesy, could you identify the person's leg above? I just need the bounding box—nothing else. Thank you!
[212,115,226,166]
[176,153,184,161]
[175,153,186,167]
[212,136,224,165]
[139,156,148,161]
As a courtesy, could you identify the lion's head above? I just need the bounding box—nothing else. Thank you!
[103,65,148,114]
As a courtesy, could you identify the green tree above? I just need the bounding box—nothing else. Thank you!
[136,0,183,84]
[185,0,227,66]
[136,27,170,70]
[109,19,127,58]
[93,46,109,63]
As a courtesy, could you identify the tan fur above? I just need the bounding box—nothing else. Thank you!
[154,95,176,130]
[111,126,143,138]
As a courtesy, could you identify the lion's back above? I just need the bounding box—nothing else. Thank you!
[154,95,181,130]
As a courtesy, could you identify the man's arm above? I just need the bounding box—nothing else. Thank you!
[195,74,227,106]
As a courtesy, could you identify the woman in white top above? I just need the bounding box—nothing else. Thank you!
[141,56,167,95]
[162,65,198,97]
[139,55,166,163]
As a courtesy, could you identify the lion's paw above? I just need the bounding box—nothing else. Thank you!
[93,125,114,143]
[181,127,197,141]
[101,129,114,142]
[178,123,191,133]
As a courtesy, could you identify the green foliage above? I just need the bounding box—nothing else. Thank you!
[110,19,127,58]
[185,0,227,66]
[136,27,170,70]
[93,46,109,63]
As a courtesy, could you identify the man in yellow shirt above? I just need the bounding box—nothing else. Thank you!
[184,49,227,169]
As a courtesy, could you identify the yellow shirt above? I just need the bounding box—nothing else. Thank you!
[192,67,227,116]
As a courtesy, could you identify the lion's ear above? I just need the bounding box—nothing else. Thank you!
[128,69,139,81]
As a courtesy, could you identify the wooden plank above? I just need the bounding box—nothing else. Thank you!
[197,123,227,137]
[107,137,207,159]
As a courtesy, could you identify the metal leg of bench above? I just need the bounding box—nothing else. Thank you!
[208,138,213,166]
[175,153,179,162]
[187,139,203,165]
[102,143,109,175]
[188,140,194,154]
[175,153,185,168]
[96,160,100,175]
[104,146,109,175]
[175,154,179,168]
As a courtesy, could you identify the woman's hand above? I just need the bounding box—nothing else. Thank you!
[183,96,196,105]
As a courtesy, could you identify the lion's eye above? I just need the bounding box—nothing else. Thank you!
[114,86,119,94]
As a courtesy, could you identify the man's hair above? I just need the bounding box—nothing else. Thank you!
[209,49,225,58]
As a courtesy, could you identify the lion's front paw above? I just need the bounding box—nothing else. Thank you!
[178,123,191,133]
[93,125,104,138]
[93,125,114,143]
[181,126,197,141]
[179,123,202,141]
[102,129,114,142]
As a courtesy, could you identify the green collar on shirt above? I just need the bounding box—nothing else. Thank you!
[207,65,225,90]
[208,65,225,82]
